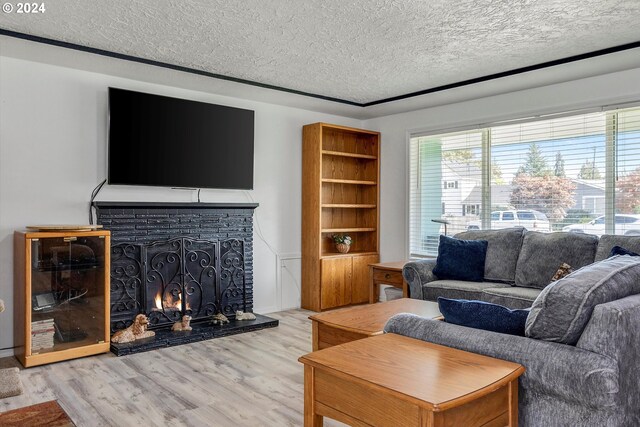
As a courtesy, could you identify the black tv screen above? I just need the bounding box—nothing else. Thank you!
[108,88,254,190]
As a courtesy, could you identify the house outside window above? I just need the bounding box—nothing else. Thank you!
[582,196,605,215]
[409,106,640,257]
[462,204,480,216]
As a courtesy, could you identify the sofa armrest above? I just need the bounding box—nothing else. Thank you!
[402,259,438,300]
[577,294,640,419]
[384,314,619,408]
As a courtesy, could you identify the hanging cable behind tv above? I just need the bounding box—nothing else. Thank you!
[88,179,107,225]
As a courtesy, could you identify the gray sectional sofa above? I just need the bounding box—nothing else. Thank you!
[385,293,640,426]
[392,229,640,426]
[403,228,640,308]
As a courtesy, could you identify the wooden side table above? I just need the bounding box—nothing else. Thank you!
[299,333,524,427]
[369,261,407,303]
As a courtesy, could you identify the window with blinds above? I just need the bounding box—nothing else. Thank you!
[409,106,640,257]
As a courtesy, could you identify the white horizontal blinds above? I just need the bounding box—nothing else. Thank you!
[408,105,640,258]
[614,108,640,230]
[490,112,607,232]
[409,130,482,257]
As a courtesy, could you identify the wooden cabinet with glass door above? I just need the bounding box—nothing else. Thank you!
[302,123,380,311]
[14,229,111,367]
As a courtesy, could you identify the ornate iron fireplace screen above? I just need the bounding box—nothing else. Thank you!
[110,237,246,330]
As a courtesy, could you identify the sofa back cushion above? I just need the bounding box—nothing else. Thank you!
[525,255,640,345]
[515,232,598,289]
[455,228,525,283]
[595,235,640,261]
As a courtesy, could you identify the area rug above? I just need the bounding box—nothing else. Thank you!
[0,400,75,426]
[0,367,23,398]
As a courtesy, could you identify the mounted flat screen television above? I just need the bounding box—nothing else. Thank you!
[108,87,254,190]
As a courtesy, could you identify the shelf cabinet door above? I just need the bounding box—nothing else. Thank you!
[351,255,379,304]
[320,257,352,310]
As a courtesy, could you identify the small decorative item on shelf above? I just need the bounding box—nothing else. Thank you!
[333,234,352,254]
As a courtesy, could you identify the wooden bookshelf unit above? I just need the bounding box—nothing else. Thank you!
[302,123,380,311]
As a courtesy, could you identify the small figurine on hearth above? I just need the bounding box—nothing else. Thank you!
[235,310,257,321]
[111,314,155,343]
[211,312,229,325]
[172,315,192,332]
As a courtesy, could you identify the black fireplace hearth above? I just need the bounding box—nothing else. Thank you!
[110,313,279,356]
[95,202,278,354]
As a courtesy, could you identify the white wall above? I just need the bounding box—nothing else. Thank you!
[364,67,640,263]
[0,56,361,352]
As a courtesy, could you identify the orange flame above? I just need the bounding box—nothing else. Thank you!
[155,291,184,311]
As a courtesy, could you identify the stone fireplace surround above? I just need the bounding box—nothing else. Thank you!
[94,201,278,355]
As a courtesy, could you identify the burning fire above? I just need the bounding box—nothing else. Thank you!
[154,291,188,311]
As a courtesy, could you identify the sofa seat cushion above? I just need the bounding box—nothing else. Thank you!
[455,228,525,283]
[515,231,598,289]
[482,287,540,309]
[423,280,509,302]
[595,235,640,261]
[526,255,640,345]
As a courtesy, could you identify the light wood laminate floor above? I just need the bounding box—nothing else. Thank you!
[0,310,347,426]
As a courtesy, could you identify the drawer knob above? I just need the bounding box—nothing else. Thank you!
[385,273,391,279]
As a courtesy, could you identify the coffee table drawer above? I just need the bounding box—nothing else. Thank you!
[315,369,419,427]
[435,383,509,427]
[316,323,367,350]
[373,269,403,285]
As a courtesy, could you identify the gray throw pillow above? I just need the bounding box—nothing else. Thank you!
[455,228,525,283]
[515,232,598,289]
[525,255,640,345]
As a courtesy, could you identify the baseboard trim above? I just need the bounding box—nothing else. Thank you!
[0,348,15,358]
[256,305,279,315]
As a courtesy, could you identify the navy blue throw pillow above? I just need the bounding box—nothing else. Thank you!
[438,297,530,336]
[609,246,640,258]
[432,235,488,282]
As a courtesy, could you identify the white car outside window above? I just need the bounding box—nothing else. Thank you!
[562,215,640,237]
[468,210,551,231]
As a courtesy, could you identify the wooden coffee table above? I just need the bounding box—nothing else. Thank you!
[299,333,524,427]
[309,298,441,351]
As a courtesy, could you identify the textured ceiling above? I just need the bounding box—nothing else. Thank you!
[1,0,639,104]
